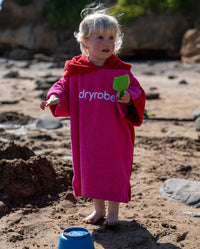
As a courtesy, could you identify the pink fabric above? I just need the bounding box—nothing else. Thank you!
[47,67,145,203]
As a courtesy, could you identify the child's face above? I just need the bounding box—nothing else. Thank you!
[83,31,115,65]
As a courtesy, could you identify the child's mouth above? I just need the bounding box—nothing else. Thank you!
[102,49,110,53]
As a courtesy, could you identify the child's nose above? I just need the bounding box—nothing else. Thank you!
[104,38,110,45]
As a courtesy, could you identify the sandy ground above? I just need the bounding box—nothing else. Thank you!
[0,57,200,249]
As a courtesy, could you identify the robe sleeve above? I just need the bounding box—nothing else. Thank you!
[46,76,70,117]
[116,72,145,126]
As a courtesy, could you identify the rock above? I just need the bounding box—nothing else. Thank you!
[145,92,160,100]
[178,80,188,85]
[3,70,19,78]
[0,201,6,216]
[0,111,34,125]
[193,106,200,119]
[36,115,62,130]
[183,211,200,217]
[0,100,19,105]
[142,71,155,76]
[7,48,32,60]
[34,53,55,62]
[45,76,60,84]
[194,16,200,29]
[149,87,157,91]
[35,76,60,90]
[147,60,155,66]
[160,178,200,207]
[168,75,178,79]
[0,0,195,59]
[195,117,200,131]
[121,13,191,59]
[35,78,51,91]
[181,29,200,63]
[0,0,78,59]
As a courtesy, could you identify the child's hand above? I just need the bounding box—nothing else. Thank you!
[118,91,132,105]
[40,94,60,110]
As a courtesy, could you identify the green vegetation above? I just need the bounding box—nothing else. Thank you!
[15,0,32,5]
[42,0,93,29]
[111,0,200,25]
[39,0,200,29]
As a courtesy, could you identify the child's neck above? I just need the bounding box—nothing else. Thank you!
[87,56,104,67]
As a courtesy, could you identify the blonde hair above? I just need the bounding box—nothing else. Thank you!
[74,6,123,56]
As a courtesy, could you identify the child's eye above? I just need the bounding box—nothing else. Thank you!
[110,36,114,40]
[98,36,104,40]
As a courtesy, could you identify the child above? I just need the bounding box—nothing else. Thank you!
[40,6,145,226]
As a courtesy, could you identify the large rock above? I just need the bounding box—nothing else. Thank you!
[120,14,191,59]
[180,29,200,63]
[36,115,63,130]
[160,178,200,208]
[0,0,79,58]
[0,0,198,59]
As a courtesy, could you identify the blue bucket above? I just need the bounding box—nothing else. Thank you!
[58,227,95,249]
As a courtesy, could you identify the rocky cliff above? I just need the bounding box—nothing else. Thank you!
[0,0,199,61]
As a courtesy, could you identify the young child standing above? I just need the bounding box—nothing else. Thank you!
[40,6,145,226]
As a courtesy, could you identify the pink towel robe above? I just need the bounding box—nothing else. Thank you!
[47,68,145,203]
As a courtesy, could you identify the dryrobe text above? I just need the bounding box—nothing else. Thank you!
[79,89,116,102]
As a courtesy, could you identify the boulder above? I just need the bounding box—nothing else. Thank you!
[0,0,79,58]
[0,0,199,60]
[120,14,191,59]
[160,178,200,208]
[180,29,200,63]
[36,115,62,130]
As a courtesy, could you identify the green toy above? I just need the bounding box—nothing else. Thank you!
[113,74,130,99]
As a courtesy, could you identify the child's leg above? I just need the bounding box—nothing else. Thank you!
[104,201,119,226]
[83,199,105,224]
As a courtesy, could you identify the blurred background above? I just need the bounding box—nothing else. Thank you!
[0,0,200,62]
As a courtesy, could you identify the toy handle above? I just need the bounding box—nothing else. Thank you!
[118,90,124,99]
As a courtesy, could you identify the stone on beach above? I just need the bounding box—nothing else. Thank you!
[145,92,160,100]
[36,114,62,129]
[195,117,200,131]
[160,178,200,208]
[193,106,200,119]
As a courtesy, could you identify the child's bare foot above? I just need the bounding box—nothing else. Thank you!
[103,213,118,226]
[83,199,105,224]
[83,210,105,224]
[103,201,119,226]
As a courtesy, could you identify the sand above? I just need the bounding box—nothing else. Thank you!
[0,57,200,249]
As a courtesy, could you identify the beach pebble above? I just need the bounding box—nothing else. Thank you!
[195,117,200,131]
[193,106,200,119]
[36,115,62,130]
[3,70,19,78]
[178,79,188,85]
[160,178,200,208]
[183,211,200,217]
[145,92,160,100]
[35,76,60,91]
[168,75,178,79]
[0,100,19,105]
